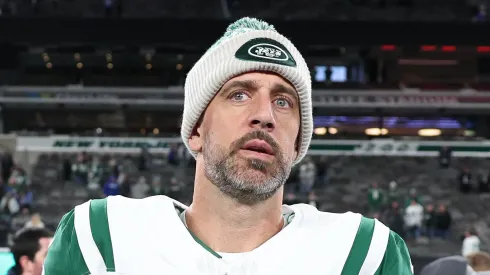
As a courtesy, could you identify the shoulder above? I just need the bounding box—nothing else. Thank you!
[44,195,183,275]
[292,206,413,274]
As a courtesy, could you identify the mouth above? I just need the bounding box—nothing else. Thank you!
[240,139,275,156]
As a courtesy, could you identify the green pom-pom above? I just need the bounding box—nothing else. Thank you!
[206,17,276,53]
[224,17,276,36]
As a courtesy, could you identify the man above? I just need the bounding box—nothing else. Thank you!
[43,17,413,274]
[8,228,53,275]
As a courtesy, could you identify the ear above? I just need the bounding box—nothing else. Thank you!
[19,255,31,269]
[188,123,203,153]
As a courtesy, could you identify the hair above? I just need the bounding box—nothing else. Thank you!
[10,228,53,273]
[467,251,490,272]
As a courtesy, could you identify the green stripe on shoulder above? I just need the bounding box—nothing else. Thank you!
[374,230,413,275]
[340,216,375,275]
[44,209,90,275]
[89,199,116,272]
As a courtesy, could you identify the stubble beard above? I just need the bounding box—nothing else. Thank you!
[202,131,292,205]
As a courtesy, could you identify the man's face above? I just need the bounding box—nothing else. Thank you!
[23,237,51,275]
[190,72,300,205]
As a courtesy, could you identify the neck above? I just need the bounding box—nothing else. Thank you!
[186,159,284,253]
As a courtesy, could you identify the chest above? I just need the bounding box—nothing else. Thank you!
[106,227,359,275]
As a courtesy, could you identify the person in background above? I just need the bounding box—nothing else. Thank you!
[368,182,384,215]
[131,176,149,199]
[71,153,89,185]
[439,146,452,168]
[148,176,165,196]
[24,213,45,230]
[435,204,452,239]
[462,229,481,258]
[383,201,405,239]
[424,204,437,239]
[7,228,53,275]
[19,188,33,209]
[103,176,120,197]
[459,167,473,194]
[386,181,401,206]
[298,157,316,194]
[404,199,424,241]
[404,188,421,208]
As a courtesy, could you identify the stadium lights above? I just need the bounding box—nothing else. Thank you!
[418,128,441,137]
[314,127,327,135]
[365,128,388,136]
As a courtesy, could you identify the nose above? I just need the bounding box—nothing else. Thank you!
[249,96,275,132]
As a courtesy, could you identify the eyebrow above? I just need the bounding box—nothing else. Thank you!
[220,79,298,102]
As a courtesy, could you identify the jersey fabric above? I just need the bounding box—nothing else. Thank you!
[43,195,413,275]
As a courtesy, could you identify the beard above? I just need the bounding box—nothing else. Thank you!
[202,130,292,205]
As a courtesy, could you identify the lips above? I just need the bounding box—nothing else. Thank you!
[241,139,274,155]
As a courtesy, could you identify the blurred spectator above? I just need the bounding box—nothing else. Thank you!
[131,176,149,199]
[2,152,14,183]
[404,199,424,241]
[405,188,421,208]
[88,156,103,187]
[7,228,53,275]
[459,167,473,194]
[0,191,20,216]
[462,229,481,257]
[103,176,120,197]
[283,192,301,205]
[299,157,316,194]
[315,156,329,188]
[167,177,183,200]
[109,157,120,178]
[367,183,384,214]
[473,4,487,22]
[72,153,89,185]
[148,176,165,196]
[467,251,490,274]
[8,167,28,193]
[307,192,320,209]
[24,213,45,230]
[61,154,72,182]
[18,188,33,209]
[167,144,180,166]
[479,171,490,193]
[138,147,150,171]
[386,180,401,206]
[424,204,437,239]
[383,201,405,239]
[434,204,452,239]
[439,146,452,168]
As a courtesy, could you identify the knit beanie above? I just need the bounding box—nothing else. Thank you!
[181,17,313,165]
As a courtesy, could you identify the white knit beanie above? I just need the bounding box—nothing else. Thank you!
[181,17,312,166]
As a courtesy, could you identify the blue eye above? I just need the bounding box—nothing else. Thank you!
[231,91,250,101]
[274,97,292,108]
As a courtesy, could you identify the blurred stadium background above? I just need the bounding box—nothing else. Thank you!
[1,0,490,274]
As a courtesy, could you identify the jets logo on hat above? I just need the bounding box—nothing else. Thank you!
[235,38,297,67]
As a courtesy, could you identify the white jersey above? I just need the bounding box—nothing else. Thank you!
[43,195,413,275]
[462,235,481,257]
